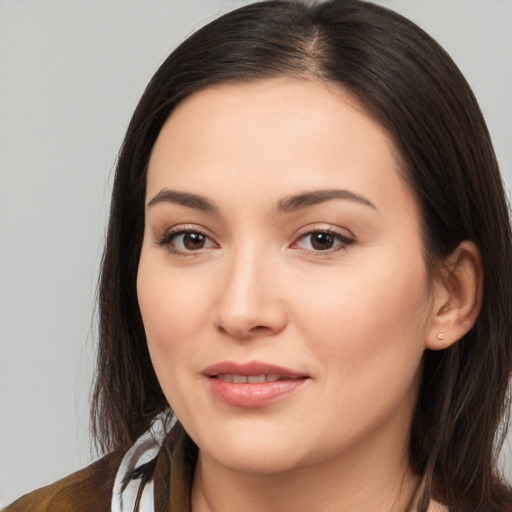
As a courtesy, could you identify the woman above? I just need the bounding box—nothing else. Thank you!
[6,0,512,510]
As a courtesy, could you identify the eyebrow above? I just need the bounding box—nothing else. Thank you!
[147,189,218,213]
[277,189,376,212]
[147,188,376,214]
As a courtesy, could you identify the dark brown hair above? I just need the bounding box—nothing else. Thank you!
[91,1,512,509]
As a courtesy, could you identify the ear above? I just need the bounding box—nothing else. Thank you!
[426,241,483,350]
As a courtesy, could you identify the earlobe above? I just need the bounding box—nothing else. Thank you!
[426,241,483,351]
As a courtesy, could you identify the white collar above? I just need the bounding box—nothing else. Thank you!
[111,414,174,512]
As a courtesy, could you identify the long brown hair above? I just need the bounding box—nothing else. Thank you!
[91,1,512,509]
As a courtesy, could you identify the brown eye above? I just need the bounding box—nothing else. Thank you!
[157,230,216,253]
[295,230,354,253]
[310,232,336,250]
[182,232,207,250]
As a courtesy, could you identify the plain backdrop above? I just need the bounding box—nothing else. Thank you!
[1,0,511,506]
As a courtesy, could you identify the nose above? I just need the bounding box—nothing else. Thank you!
[213,247,287,339]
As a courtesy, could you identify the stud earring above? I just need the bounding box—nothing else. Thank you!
[436,333,445,340]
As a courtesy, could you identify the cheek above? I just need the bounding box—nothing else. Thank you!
[288,255,431,446]
[136,254,212,394]
[292,251,431,384]
[137,249,211,340]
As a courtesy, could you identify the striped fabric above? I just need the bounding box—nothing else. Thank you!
[112,414,173,512]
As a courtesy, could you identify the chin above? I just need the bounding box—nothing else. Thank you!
[208,446,304,475]
[196,427,310,475]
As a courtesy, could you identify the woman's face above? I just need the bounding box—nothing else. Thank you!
[137,78,436,474]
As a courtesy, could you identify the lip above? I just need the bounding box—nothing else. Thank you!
[202,361,309,407]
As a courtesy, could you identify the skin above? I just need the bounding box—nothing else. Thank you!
[136,78,471,511]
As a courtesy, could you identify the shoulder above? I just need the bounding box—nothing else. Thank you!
[4,450,123,512]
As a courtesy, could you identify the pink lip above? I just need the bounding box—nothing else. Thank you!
[203,361,306,378]
[202,361,309,407]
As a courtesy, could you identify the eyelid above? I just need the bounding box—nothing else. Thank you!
[291,225,356,254]
[155,225,219,254]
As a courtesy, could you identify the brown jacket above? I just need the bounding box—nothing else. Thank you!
[3,425,194,512]
[3,450,123,512]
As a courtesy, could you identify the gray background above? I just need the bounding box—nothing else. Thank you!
[1,0,511,506]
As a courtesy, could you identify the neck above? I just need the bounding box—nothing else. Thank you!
[191,427,420,512]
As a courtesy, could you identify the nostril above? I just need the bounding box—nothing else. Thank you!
[215,323,280,340]
[252,325,271,332]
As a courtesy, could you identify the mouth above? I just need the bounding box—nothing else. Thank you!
[203,361,307,379]
[203,361,309,407]
[214,374,297,383]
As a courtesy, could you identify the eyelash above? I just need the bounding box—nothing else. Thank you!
[155,228,355,256]
[294,229,355,254]
[155,228,216,255]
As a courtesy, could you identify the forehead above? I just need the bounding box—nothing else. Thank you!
[146,78,412,215]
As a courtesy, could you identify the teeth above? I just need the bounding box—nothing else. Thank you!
[217,374,234,383]
[247,375,266,383]
[216,374,284,383]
